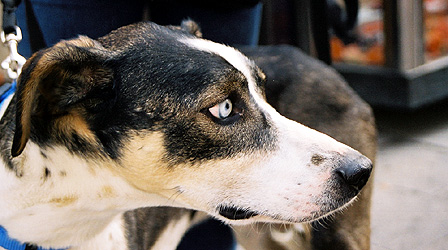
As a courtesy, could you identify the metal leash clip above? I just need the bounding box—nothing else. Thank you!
[1,26,26,80]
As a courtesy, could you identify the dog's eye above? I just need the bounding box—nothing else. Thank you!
[209,99,232,119]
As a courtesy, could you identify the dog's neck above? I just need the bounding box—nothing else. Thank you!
[0,141,175,249]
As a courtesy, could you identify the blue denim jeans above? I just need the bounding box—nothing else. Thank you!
[17,0,262,58]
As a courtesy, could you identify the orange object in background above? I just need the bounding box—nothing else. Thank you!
[331,36,384,66]
[330,0,448,66]
[330,37,344,62]
[425,14,448,61]
[330,11,384,66]
[365,43,384,65]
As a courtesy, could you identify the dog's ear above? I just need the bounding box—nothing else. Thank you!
[181,20,202,38]
[11,36,114,157]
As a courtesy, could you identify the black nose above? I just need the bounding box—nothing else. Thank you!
[335,157,372,192]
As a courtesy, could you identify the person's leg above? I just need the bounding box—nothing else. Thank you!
[150,1,263,46]
[17,0,145,58]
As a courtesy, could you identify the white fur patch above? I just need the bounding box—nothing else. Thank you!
[180,38,255,82]
[235,244,247,250]
[70,214,127,250]
[271,229,295,243]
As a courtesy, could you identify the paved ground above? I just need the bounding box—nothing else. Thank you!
[370,100,448,250]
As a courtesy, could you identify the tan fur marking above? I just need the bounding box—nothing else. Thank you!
[53,35,98,48]
[112,132,168,192]
[97,186,116,198]
[16,61,40,154]
[54,112,97,144]
[49,195,78,207]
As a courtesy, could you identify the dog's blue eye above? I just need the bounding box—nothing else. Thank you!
[209,99,232,119]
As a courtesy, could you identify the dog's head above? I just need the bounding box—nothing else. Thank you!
[12,21,371,224]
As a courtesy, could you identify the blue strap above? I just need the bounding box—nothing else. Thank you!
[0,225,26,250]
[0,81,17,108]
[0,225,68,250]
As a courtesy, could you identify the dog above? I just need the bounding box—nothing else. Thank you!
[0,21,372,250]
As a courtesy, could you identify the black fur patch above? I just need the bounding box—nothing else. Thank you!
[44,167,51,179]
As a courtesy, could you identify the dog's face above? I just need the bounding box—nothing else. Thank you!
[11,21,371,224]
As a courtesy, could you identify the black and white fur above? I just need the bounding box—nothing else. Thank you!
[0,21,371,249]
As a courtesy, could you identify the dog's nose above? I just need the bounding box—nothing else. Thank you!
[335,156,372,192]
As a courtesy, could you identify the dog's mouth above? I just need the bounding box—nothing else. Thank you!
[216,201,352,223]
[218,206,259,220]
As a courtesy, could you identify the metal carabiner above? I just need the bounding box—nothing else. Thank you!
[1,26,26,80]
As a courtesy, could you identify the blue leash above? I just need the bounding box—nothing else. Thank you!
[0,225,31,250]
[0,81,16,109]
[0,225,25,250]
[0,225,67,250]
